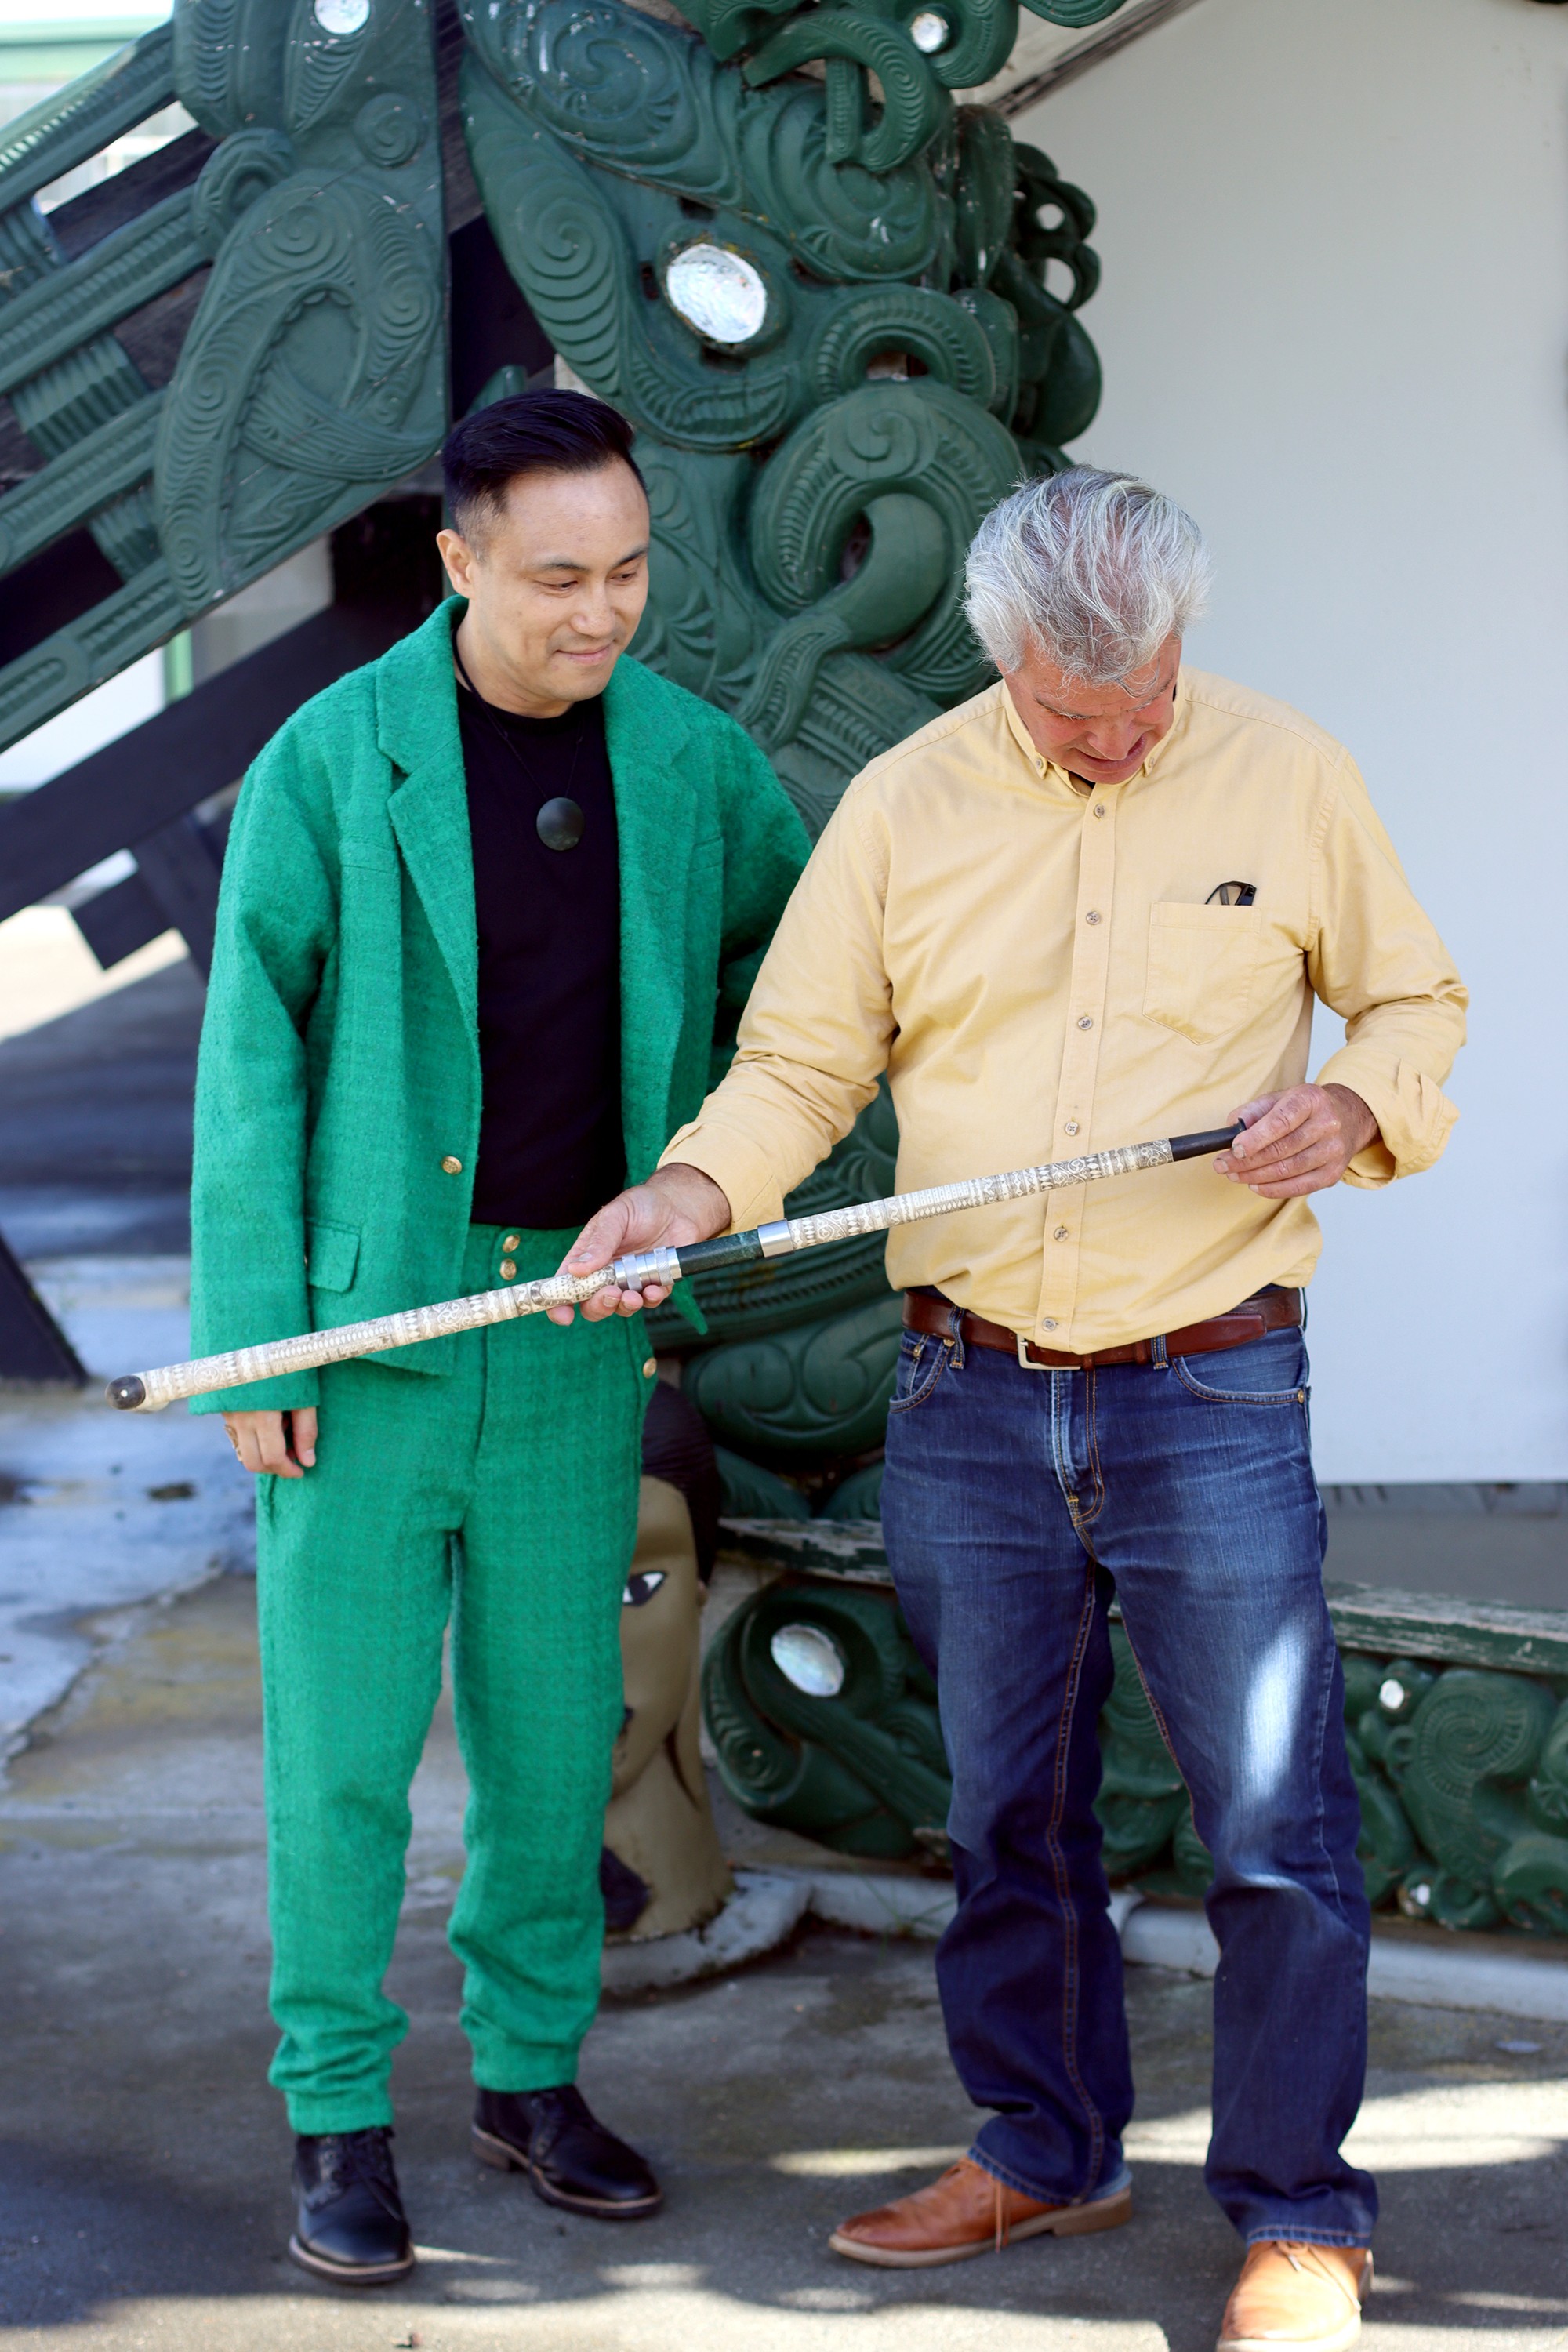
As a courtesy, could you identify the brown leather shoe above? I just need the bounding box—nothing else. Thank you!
[829,2155,1132,2269]
[1218,2242,1373,2352]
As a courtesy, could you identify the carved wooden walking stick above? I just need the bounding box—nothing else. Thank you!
[107,1123,1244,1410]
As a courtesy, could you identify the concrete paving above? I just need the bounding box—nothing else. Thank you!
[2,1572,1566,2352]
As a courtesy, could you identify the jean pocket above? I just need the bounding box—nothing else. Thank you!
[1172,1327,1308,1406]
[887,1330,951,1414]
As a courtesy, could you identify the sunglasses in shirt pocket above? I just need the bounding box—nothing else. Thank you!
[1143,900,1265,1046]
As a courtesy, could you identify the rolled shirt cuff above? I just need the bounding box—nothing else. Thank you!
[1315,1051,1459,1187]
[657,1119,786,1233]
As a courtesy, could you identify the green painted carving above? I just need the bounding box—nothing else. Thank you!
[713,1446,812,1519]
[0,24,180,214]
[703,1541,1568,1939]
[0,0,445,756]
[460,0,1109,1489]
[459,0,1102,833]
[1377,1668,1568,1933]
[683,1292,904,1457]
[702,1575,948,1857]
[156,0,445,606]
[819,1459,885,1519]
[1339,1657,1418,1905]
[701,1586,1212,1871]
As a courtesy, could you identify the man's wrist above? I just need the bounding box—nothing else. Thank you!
[648,1162,732,1236]
[1323,1083,1380,1157]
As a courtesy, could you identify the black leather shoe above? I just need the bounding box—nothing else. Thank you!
[473,2085,662,2217]
[289,2126,416,2285]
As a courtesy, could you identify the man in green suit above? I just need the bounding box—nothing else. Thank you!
[189,391,808,2285]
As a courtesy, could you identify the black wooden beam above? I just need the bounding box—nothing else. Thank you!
[0,601,401,925]
[0,1232,85,1386]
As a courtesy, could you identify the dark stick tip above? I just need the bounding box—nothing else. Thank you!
[106,1374,147,1411]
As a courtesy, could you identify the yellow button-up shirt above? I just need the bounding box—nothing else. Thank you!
[662,670,1467,1351]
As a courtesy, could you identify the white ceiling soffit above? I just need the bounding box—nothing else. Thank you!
[959,0,1211,115]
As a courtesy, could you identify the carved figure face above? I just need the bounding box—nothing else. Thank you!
[437,461,651,714]
[1003,632,1182,789]
[613,1475,702,1795]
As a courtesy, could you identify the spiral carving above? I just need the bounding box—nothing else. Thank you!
[702,1578,949,1857]
[682,1294,904,1457]
[1391,1668,1555,1923]
[743,8,949,176]
[463,0,943,285]
[156,167,445,604]
[1527,1697,1568,1831]
[747,379,1020,701]
[808,285,1001,408]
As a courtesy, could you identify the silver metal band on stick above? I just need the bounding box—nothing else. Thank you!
[107,1123,1241,1411]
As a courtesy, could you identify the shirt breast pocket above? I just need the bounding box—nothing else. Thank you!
[1143,902,1265,1047]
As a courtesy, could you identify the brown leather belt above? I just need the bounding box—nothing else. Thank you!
[902,1284,1301,1370]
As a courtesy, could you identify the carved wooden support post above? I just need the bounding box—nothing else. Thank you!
[706,1530,1568,1940]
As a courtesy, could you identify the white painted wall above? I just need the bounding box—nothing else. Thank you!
[1015,0,1568,1481]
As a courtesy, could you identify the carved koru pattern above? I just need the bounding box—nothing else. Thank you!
[702,1574,950,1860]
[0,0,445,753]
[459,0,1109,1483]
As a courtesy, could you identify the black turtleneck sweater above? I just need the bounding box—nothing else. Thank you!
[456,679,625,1230]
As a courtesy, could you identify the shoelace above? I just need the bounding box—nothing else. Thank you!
[317,2128,397,2197]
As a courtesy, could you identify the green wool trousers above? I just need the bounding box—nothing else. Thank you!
[256,1224,648,2135]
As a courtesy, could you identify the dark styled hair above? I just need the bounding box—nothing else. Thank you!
[441,389,644,540]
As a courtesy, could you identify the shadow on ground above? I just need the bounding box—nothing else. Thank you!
[1,1573,1565,2350]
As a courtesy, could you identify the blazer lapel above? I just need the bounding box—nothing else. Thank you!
[379,601,478,1035]
[604,657,698,1180]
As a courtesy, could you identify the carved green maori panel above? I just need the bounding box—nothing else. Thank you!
[1352,1661,1568,1933]
[459,0,1110,1487]
[702,1573,949,1858]
[706,1560,1568,1934]
[460,0,1103,833]
[705,1576,1191,1867]
[0,0,445,756]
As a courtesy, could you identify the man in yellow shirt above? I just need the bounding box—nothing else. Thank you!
[559,470,1466,2352]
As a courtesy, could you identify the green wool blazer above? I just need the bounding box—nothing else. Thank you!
[187,598,810,1414]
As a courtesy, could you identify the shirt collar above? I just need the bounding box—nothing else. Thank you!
[1000,669,1191,795]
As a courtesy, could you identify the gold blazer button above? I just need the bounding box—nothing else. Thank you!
[441,1156,462,1174]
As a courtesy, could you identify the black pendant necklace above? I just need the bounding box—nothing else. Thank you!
[453,644,586,853]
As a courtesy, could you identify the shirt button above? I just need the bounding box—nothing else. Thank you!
[1041,1319,1058,1331]
[1064,1120,1080,1136]
[499,1258,517,1280]
[441,1155,462,1174]
[1054,1225,1069,1241]
[1091,804,1106,818]
[503,1234,521,1252]
[1076,1014,1094,1030]
[642,1357,658,1378]
[1085,910,1102,924]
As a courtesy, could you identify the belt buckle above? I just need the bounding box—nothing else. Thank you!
[1016,1334,1052,1372]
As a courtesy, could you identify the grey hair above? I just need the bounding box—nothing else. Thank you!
[964,466,1211,685]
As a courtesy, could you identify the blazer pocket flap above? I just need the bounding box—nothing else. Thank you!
[305,1218,360,1292]
[1144,902,1264,1046]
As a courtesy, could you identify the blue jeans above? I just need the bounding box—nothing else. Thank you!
[880,1311,1374,2249]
